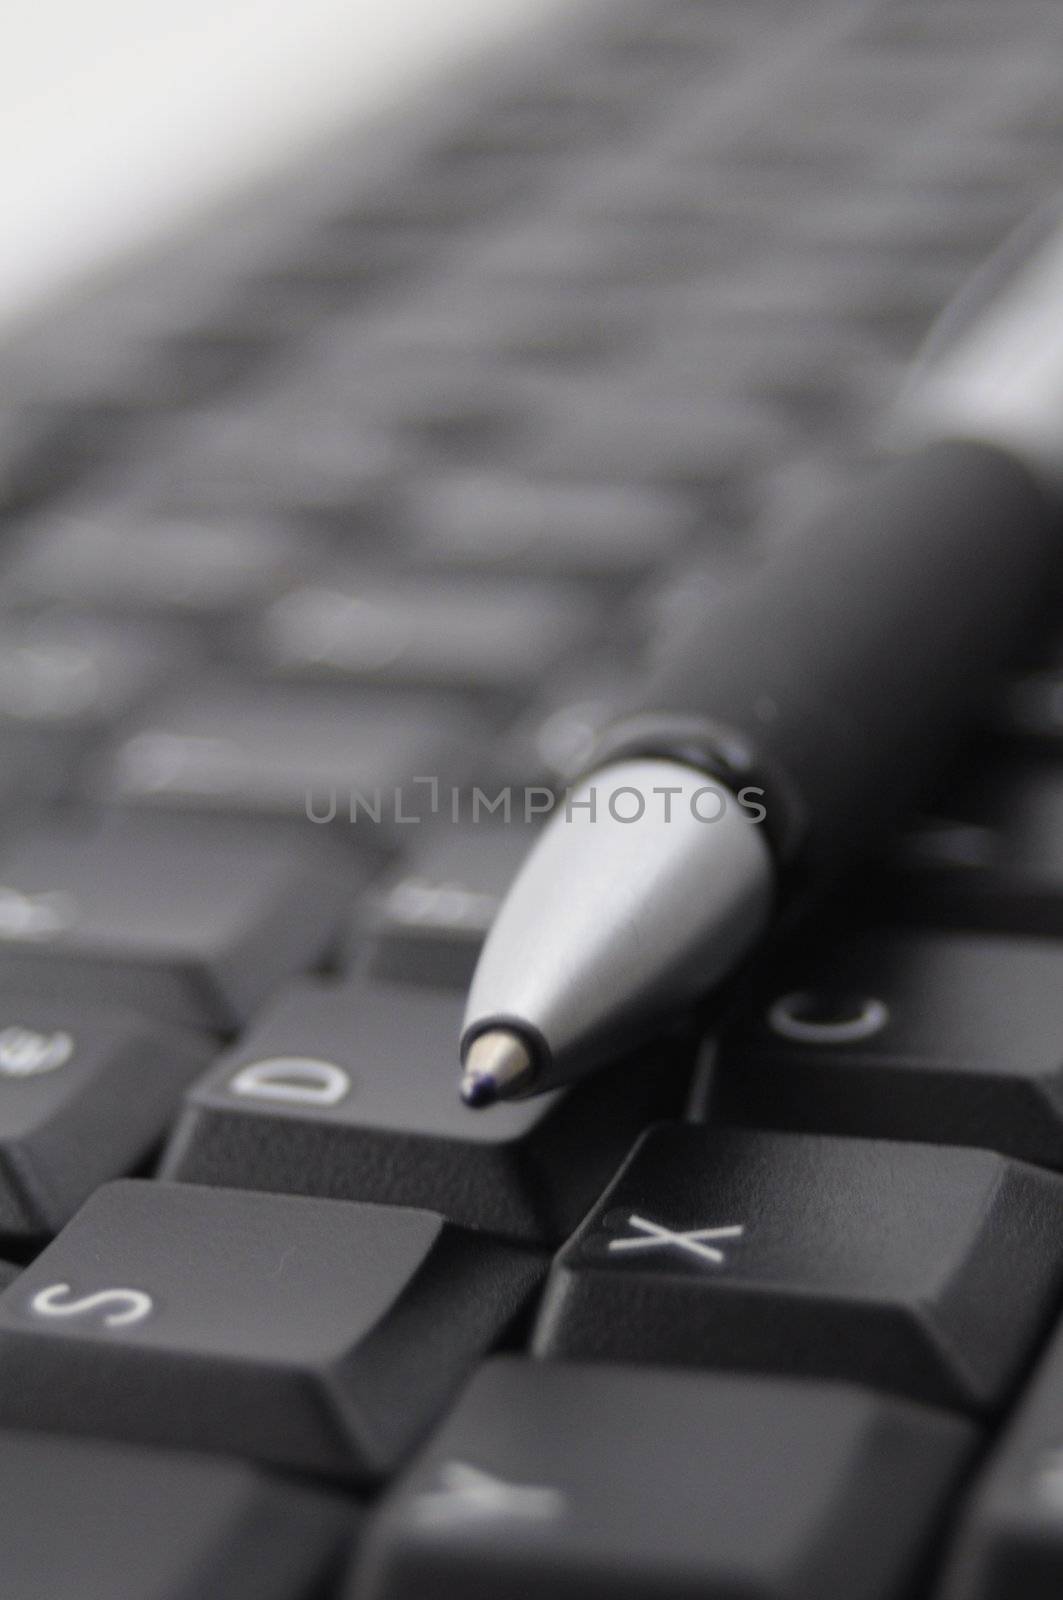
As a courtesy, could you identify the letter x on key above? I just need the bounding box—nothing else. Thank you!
[607,1215,744,1266]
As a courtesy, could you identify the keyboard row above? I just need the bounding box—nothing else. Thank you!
[7,579,1063,826]
[1,750,1063,1017]
[0,1131,1061,1600]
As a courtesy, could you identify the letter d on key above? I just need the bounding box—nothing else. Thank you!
[229,1057,351,1107]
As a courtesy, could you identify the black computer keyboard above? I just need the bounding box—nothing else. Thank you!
[3,0,1063,1595]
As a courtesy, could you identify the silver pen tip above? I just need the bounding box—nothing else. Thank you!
[459,1028,534,1109]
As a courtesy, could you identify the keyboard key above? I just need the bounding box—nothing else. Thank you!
[521,382,788,491]
[533,1124,1063,1412]
[0,1429,348,1600]
[0,615,190,789]
[358,821,536,986]
[257,575,594,699]
[942,1312,1063,1599]
[5,302,271,413]
[356,1357,974,1600]
[0,995,209,1240]
[160,973,682,1242]
[96,683,482,827]
[404,474,695,581]
[996,668,1063,747]
[431,85,628,158]
[717,930,1063,1166]
[132,397,402,523]
[497,658,644,787]
[0,1180,541,1479]
[0,406,81,516]
[250,220,440,304]
[3,506,303,621]
[888,765,1063,936]
[0,813,356,1029]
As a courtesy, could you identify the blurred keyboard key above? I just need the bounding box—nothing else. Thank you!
[534,1124,1063,1412]
[359,822,536,986]
[943,1311,1063,1599]
[0,1430,348,1600]
[3,507,303,621]
[497,658,643,787]
[257,575,594,698]
[0,407,83,517]
[161,973,681,1243]
[431,84,628,157]
[996,668,1063,749]
[0,1180,541,1480]
[888,766,1063,936]
[0,995,209,1240]
[522,382,791,495]
[0,615,190,789]
[132,397,402,524]
[717,931,1063,1166]
[251,219,444,304]
[358,1357,973,1600]
[97,683,482,826]
[404,473,695,581]
[0,813,355,1029]
[4,305,271,414]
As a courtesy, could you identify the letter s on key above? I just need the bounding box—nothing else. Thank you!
[29,1283,154,1328]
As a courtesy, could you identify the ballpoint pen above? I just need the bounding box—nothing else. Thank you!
[458,206,1063,1107]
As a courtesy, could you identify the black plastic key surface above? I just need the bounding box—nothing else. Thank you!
[161,972,681,1242]
[0,1428,349,1600]
[942,1308,1063,1600]
[404,472,695,580]
[0,813,355,1029]
[3,506,303,620]
[497,659,643,788]
[0,994,210,1240]
[0,405,97,516]
[256,574,594,698]
[533,1124,1063,1413]
[98,682,482,826]
[0,614,190,792]
[134,396,401,520]
[887,765,1063,937]
[356,1357,974,1600]
[0,1180,542,1480]
[717,930,1063,1166]
[359,821,537,987]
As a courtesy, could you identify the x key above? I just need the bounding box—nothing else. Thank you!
[607,1215,744,1266]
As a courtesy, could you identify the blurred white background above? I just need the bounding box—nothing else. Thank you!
[0,0,556,328]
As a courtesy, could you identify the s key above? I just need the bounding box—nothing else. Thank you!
[0,1180,542,1480]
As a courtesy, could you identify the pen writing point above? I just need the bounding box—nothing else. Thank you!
[459,1028,534,1109]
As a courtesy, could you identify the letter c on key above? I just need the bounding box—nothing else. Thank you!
[30,1283,154,1328]
[766,991,889,1045]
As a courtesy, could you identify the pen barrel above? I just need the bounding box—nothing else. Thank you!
[634,439,1059,874]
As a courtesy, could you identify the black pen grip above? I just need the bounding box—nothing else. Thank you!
[640,439,1059,869]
